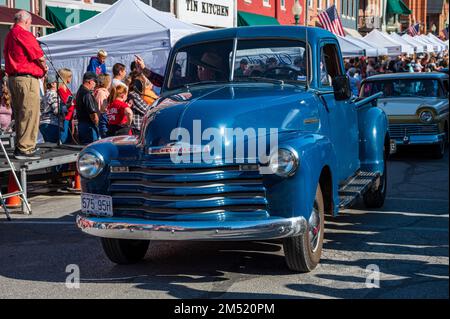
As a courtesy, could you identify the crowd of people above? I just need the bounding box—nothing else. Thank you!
[1,10,162,160]
[343,50,449,95]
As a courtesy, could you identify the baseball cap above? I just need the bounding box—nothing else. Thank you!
[83,71,98,82]
[46,73,58,84]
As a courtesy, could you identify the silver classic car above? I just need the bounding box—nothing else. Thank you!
[360,72,449,158]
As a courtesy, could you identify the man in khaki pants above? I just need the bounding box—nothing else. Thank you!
[3,10,48,160]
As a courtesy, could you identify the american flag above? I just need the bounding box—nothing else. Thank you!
[407,23,420,36]
[318,5,345,37]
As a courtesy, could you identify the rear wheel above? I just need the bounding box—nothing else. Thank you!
[101,238,150,264]
[283,184,325,272]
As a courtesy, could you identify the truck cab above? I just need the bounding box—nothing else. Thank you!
[76,26,389,272]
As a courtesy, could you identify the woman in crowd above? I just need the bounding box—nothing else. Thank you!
[39,74,61,143]
[0,71,12,132]
[107,85,133,136]
[94,73,111,138]
[128,73,152,135]
[58,68,76,143]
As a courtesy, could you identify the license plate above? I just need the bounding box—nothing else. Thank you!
[81,193,113,217]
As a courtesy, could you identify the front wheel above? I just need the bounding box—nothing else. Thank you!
[364,141,388,208]
[101,238,150,264]
[283,184,325,272]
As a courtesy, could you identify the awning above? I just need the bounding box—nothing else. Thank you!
[0,7,53,28]
[238,11,280,26]
[45,6,100,34]
[386,0,412,15]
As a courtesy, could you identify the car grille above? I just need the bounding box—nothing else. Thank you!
[389,123,439,139]
[108,164,268,219]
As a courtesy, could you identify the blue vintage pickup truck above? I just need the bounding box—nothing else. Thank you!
[76,26,390,272]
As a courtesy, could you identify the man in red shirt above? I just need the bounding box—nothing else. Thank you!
[4,10,48,159]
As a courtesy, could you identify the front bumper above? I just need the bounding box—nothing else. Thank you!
[393,133,446,146]
[76,214,307,241]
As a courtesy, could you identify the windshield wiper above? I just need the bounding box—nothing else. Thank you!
[239,77,285,85]
[183,81,228,89]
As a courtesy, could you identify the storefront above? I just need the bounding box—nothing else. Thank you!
[175,0,236,28]
[43,0,109,34]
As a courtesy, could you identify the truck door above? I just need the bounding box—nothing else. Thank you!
[318,42,360,182]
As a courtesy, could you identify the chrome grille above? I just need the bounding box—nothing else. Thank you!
[389,123,439,139]
[108,164,268,217]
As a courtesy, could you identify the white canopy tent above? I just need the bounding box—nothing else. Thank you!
[345,35,387,57]
[403,34,434,53]
[337,36,366,57]
[400,34,426,53]
[426,33,449,50]
[389,32,423,53]
[363,29,402,56]
[39,0,207,90]
[417,35,443,52]
[380,31,414,55]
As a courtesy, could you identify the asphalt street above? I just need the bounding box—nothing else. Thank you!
[0,147,448,299]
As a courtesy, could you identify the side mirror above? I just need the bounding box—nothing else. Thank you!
[332,75,352,101]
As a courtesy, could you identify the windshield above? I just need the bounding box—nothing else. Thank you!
[166,39,308,90]
[361,79,444,98]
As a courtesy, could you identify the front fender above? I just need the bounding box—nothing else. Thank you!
[358,106,388,174]
[78,136,139,194]
[265,133,339,220]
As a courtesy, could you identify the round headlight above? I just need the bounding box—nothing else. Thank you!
[419,110,434,123]
[77,152,105,179]
[269,148,299,177]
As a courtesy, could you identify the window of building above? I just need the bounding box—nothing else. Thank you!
[0,0,7,6]
[280,0,286,10]
[348,0,353,17]
[14,0,31,11]
[263,0,271,7]
[309,0,313,8]
[341,0,347,17]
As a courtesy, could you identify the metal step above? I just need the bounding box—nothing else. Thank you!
[338,171,379,209]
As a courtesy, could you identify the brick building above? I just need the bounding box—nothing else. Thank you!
[237,0,305,26]
[427,0,448,36]
[400,0,427,33]
[358,0,383,34]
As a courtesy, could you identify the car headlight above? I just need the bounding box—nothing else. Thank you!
[77,152,105,179]
[269,148,299,177]
[419,110,434,123]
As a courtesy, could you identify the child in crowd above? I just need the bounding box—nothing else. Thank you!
[94,73,111,138]
[58,68,75,144]
[0,71,12,132]
[107,85,133,136]
[39,74,61,143]
[128,74,152,135]
[142,78,159,105]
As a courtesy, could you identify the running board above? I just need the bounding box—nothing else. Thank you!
[338,171,379,209]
